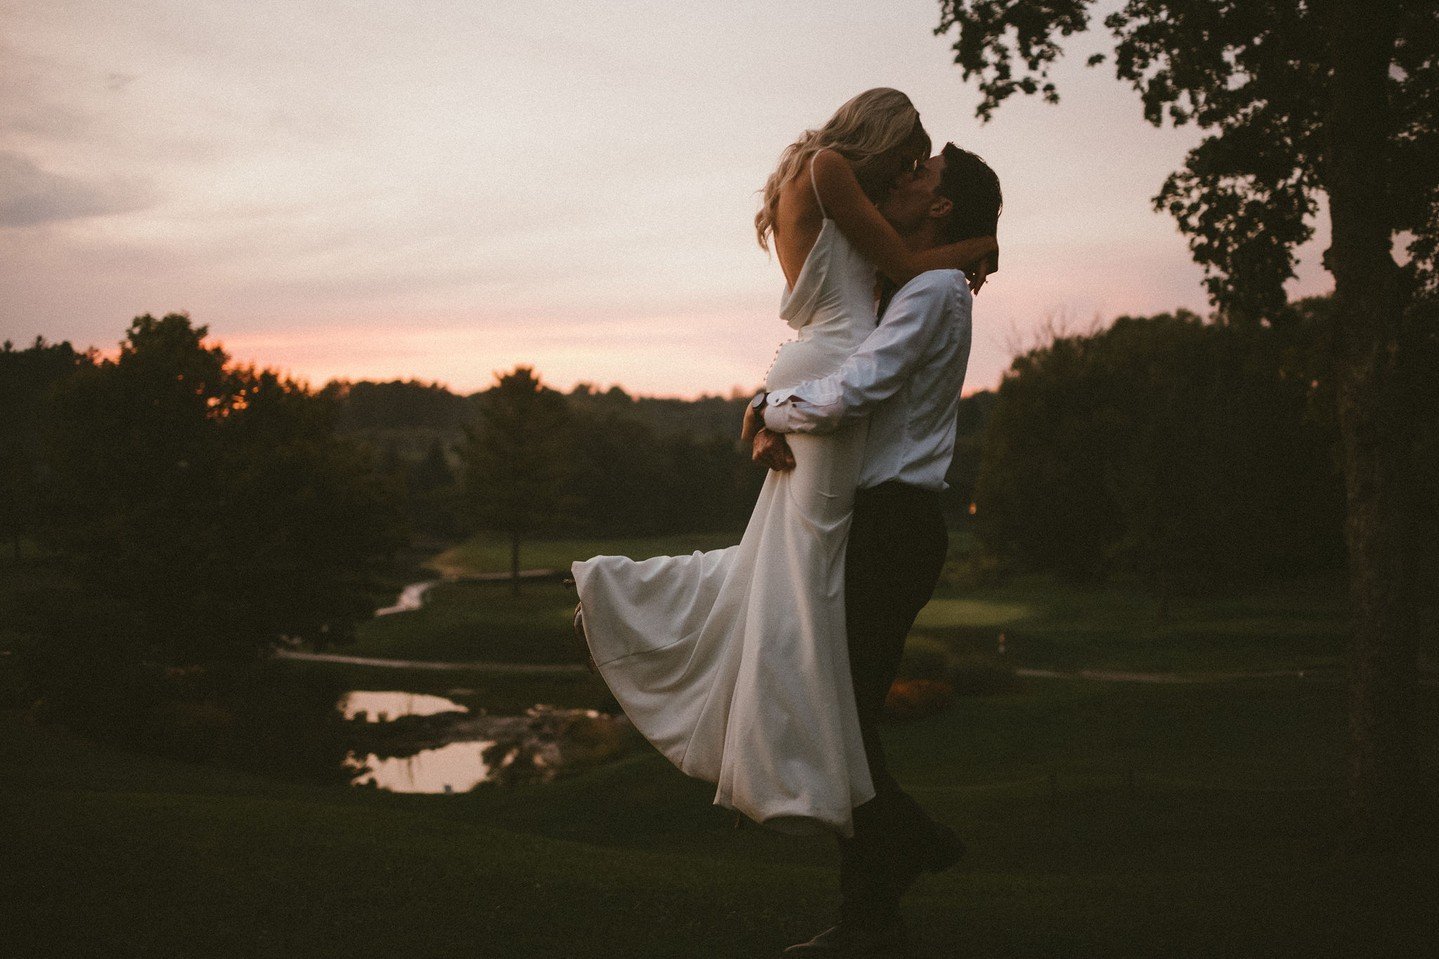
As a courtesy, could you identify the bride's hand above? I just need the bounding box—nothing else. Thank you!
[967,252,997,295]
[752,429,796,471]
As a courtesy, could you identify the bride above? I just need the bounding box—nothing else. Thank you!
[571,89,996,837]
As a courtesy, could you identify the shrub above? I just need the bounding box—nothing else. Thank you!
[884,679,955,720]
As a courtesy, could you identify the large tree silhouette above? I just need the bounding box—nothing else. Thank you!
[934,0,1437,848]
[460,367,574,593]
[35,314,403,674]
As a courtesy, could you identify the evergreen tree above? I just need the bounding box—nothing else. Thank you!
[460,367,574,593]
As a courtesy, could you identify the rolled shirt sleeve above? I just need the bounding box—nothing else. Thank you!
[761,272,956,435]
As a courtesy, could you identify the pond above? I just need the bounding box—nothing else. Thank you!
[349,739,499,793]
[340,690,466,722]
[338,690,635,794]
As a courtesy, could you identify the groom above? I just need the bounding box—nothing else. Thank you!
[744,143,1002,958]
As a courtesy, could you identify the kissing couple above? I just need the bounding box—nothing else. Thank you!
[573,88,1003,957]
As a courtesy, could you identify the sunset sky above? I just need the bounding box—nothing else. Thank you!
[2,0,1333,398]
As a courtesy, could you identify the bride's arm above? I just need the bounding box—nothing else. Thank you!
[812,149,997,286]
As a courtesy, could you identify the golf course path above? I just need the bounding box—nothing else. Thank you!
[1017,666,1323,683]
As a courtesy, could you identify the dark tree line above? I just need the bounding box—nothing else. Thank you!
[0,337,90,559]
[317,376,766,545]
[324,369,999,584]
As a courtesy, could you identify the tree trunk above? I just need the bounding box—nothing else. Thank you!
[1325,0,1417,851]
[509,531,521,597]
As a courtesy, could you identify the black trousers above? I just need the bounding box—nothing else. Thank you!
[838,480,949,926]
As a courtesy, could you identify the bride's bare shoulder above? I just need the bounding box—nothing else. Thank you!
[809,147,849,175]
[808,148,862,199]
[775,162,821,223]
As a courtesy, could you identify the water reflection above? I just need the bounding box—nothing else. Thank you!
[349,740,497,793]
[339,690,467,722]
[340,693,636,794]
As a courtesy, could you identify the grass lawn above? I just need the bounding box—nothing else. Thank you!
[917,571,1354,675]
[428,531,743,578]
[347,532,744,663]
[6,533,1438,957]
[352,531,1355,676]
[351,580,588,664]
[5,672,1438,959]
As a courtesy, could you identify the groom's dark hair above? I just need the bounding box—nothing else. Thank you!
[936,143,1001,244]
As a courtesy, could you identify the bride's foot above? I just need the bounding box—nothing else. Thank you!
[573,602,598,673]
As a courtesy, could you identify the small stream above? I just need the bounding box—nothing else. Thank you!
[373,580,441,617]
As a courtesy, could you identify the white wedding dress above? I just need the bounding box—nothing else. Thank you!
[571,172,879,836]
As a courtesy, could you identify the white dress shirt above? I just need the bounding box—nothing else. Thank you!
[761,269,973,492]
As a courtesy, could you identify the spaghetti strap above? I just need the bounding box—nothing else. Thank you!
[809,154,827,219]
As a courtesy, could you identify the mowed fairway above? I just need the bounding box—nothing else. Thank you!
[352,532,1365,676]
[5,533,1437,958]
[348,532,740,664]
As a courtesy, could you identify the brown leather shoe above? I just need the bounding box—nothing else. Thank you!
[781,921,915,957]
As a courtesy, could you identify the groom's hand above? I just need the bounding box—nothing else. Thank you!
[741,401,763,442]
[752,429,796,471]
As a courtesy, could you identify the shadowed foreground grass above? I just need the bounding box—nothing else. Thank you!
[5,674,1437,959]
[8,535,1435,956]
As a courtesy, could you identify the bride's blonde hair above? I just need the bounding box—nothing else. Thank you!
[754,88,927,252]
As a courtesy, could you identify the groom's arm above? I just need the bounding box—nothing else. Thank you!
[762,271,969,436]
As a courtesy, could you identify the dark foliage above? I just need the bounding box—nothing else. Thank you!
[318,378,767,541]
[459,367,576,588]
[936,0,1438,313]
[0,338,92,557]
[315,371,1003,544]
[10,315,404,748]
[936,0,1439,854]
[320,378,471,433]
[976,308,1345,590]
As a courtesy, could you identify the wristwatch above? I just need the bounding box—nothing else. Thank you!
[750,390,769,429]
